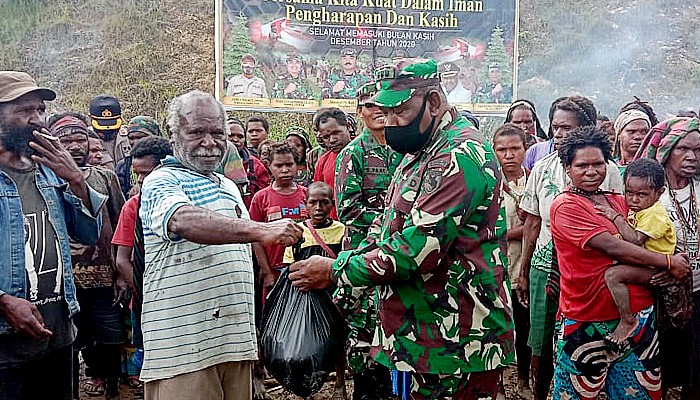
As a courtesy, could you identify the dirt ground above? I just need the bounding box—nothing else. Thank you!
[82,366,524,400]
[82,364,682,400]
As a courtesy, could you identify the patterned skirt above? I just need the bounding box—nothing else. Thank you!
[553,305,661,400]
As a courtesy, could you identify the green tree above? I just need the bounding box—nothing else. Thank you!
[482,26,512,83]
[223,15,257,79]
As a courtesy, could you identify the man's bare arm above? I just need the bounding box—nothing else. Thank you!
[167,205,302,246]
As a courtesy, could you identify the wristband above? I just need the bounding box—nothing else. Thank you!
[666,254,672,270]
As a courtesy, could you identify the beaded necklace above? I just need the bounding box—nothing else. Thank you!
[567,186,606,198]
[667,177,699,255]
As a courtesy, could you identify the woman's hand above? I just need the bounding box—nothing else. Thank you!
[669,253,691,280]
[593,204,620,221]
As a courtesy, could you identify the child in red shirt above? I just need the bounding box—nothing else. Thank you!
[249,142,308,281]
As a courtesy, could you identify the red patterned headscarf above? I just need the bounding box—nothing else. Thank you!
[635,117,700,165]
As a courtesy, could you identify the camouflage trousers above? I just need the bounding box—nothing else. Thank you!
[335,286,377,373]
[410,368,503,400]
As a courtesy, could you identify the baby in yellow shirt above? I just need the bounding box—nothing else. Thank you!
[596,158,676,345]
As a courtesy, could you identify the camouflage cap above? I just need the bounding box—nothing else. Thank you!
[284,126,311,149]
[340,48,357,57]
[356,81,378,106]
[370,58,440,108]
[439,62,460,78]
[287,52,302,62]
[127,116,162,137]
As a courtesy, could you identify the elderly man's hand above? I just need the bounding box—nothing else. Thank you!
[288,255,334,291]
[259,219,303,247]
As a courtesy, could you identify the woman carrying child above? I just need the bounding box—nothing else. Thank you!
[550,126,690,400]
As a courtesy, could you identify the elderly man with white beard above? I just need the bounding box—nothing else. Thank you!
[138,90,303,400]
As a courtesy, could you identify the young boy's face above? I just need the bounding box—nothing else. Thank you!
[625,176,664,212]
[269,152,297,186]
[306,189,333,226]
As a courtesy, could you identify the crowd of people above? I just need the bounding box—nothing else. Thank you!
[1,55,700,400]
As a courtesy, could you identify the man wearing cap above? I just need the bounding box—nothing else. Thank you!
[115,115,163,198]
[48,112,127,398]
[272,53,314,99]
[323,48,371,100]
[226,54,268,98]
[476,64,512,104]
[89,94,130,169]
[333,81,401,399]
[440,62,472,104]
[0,71,104,399]
[613,109,651,171]
[290,59,514,399]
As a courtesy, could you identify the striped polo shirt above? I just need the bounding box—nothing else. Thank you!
[139,156,257,382]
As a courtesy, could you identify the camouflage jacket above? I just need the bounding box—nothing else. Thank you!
[335,128,402,251]
[323,70,371,99]
[272,75,315,99]
[475,83,512,104]
[333,129,402,350]
[332,109,515,374]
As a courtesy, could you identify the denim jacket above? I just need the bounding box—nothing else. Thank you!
[0,164,105,335]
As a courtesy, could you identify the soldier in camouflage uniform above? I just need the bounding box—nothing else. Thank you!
[272,52,315,100]
[322,48,371,99]
[334,82,402,399]
[290,59,514,399]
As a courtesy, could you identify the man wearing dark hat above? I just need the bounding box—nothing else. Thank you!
[48,112,127,398]
[440,62,472,103]
[476,63,512,104]
[289,59,514,399]
[226,54,268,98]
[272,53,314,99]
[89,94,130,169]
[323,48,371,99]
[333,81,401,399]
[0,71,103,399]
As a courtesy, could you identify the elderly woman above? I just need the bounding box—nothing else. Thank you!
[550,126,690,400]
[637,117,700,399]
[504,99,548,149]
[518,95,623,400]
[613,109,651,172]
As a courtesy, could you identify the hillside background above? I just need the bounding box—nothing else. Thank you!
[2,0,699,139]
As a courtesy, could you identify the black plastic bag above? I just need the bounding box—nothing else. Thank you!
[260,268,344,398]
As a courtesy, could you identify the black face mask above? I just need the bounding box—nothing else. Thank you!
[385,95,436,154]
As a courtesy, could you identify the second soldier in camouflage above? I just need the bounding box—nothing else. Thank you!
[334,81,402,399]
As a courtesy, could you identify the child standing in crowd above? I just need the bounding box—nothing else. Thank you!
[282,182,347,399]
[250,142,309,281]
[111,136,173,394]
[593,158,681,344]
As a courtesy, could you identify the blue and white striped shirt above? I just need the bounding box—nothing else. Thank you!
[139,156,257,382]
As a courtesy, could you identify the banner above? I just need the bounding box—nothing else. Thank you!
[218,0,518,114]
